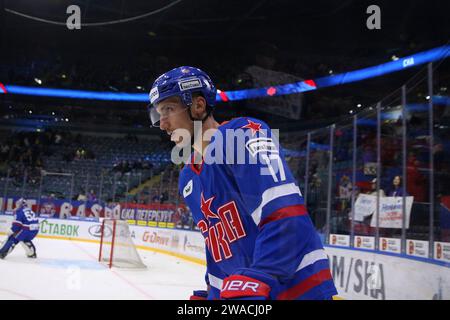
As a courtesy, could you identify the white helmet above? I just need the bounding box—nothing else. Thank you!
[17,198,28,208]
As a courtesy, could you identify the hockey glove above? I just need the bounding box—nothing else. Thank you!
[220,269,277,300]
[190,290,208,300]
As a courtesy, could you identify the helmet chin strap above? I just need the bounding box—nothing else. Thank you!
[187,104,212,149]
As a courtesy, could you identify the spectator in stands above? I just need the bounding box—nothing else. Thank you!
[112,160,122,172]
[75,148,86,160]
[112,160,130,175]
[75,149,81,160]
[353,178,385,236]
[151,194,160,203]
[160,191,168,204]
[338,175,352,212]
[389,175,408,197]
[87,189,97,202]
[77,191,87,201]
[368,178,386,197]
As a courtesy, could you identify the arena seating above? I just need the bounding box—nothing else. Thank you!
[0,129,172,203]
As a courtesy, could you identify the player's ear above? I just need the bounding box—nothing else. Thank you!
[191,95,207,117]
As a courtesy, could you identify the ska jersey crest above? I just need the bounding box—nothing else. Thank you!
[197,193,246,263]
[241,119,263,136]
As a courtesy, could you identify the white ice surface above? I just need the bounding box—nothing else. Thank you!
[0,236,205,300]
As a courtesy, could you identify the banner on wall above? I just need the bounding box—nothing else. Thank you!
[0,215,206,262]
[353,195,413,228]
[354,194,377,221]
[327,245,450,300]
[407,239,429,258]
[329,234,350,247]
[0,197,186,223]
[370,196,414,229]
[379,237,401,253]
[354,235,375,250]
[434,242,450,263]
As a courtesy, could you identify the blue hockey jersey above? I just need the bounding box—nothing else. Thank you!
[12,206,40,235]
[179,117,337,300]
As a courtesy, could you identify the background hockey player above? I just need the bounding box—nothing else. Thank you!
[0,198,39,259]
[148,66,338,300]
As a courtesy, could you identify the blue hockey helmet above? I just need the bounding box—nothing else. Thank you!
[148,66,217,127]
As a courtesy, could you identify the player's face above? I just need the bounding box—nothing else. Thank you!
[156,96,193,147]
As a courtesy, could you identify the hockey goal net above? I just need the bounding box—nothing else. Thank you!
[98,219,146,269]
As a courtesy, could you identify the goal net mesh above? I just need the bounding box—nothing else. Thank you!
[99,219,146,269]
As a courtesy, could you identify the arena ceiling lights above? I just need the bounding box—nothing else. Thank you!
[0,45,449,103]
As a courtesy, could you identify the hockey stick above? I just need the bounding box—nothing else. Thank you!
[38,217,49,225]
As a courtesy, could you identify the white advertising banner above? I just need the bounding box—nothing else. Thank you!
[435,242,450,263]
[326,245,450,300]
[329,234,350,247]
[379,237,402,253]
[354,194,377,222]
[354,195,414,228]
[2,214,450,300]
[0,216,206,263]
[131,226,206,261]
[354,236,375,250]
[370,196,414,229]
[406,239,429,258]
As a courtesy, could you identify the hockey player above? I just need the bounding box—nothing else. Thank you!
[0,198,39,259]
[148,66,337,300]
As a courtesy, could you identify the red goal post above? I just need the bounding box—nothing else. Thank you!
[98,219,146,269]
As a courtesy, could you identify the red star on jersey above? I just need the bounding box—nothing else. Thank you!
[200,192,219,220]
[241,119,263,136]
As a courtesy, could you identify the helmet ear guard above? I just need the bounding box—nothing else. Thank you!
[181,91,193,107]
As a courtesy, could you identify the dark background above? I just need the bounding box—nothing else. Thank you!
[0,0,449,131]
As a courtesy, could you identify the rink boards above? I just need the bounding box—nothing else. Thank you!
[1,215,449,300]
[0,215,206,266]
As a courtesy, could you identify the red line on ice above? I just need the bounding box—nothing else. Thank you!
[69,240,156,300]
[0,287,35,300]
